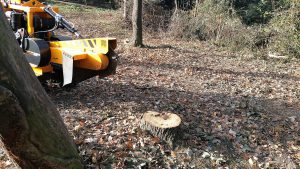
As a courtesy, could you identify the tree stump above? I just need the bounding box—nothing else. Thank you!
[140,111,182,146]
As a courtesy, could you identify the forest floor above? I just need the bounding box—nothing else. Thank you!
[1,3,300,169]
[49,6,300,169]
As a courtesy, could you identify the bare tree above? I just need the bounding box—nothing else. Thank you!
[123,0,128,20]
[131,0,143,47]
[174,0,179,16]
[0,6,83,169]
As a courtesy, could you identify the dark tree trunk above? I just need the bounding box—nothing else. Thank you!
[0,6,83,169]
[131,0,143,47]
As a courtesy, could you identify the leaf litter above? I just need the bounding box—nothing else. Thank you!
[46,35,300,168]
[0,9,299,169]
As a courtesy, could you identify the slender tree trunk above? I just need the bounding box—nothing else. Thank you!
[131,0,143,47]
[174,0,178,16]
[123,0,128,20]
[0,6,83,169]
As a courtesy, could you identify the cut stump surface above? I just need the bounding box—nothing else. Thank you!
[140,111,182,146]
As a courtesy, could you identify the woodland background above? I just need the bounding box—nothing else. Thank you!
[63,0,299,58]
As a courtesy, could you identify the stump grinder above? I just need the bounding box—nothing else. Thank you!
[1,0,117,86]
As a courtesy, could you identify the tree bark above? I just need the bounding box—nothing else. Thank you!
[0,6,83,169]
[131,0,143,47]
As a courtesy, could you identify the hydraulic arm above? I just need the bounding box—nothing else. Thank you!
[43,6,81,37]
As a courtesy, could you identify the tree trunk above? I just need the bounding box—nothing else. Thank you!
[131,0,143,47]
[0,6,83,169]
[123,0,128,20]
[174,0,178,16]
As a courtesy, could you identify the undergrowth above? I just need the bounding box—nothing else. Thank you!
[148,0,300,58]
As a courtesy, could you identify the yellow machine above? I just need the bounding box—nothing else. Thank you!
[1,0,117,86]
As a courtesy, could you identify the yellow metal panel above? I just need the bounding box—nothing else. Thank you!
[27,12,34,35]
[8,5,39,12]
[32,67,43,76]
[31,65,53,76]
[50,47,87,64]
[22,0,45,7]
[50,47,108,70]
[7,4,58,13]
[49,38,117,54]
[49,38,114,70]
[10,0,22,4]
[74,53,109,70]
[49,47,62,64]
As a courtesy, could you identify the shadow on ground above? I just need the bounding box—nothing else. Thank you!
[46,42,299,168]
[49,77,299,167]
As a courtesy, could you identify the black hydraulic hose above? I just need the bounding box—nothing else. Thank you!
[43,6,81,37]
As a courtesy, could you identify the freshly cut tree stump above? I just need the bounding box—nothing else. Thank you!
[140,111,182,146]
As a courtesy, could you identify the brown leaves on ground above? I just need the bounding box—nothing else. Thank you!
[47,34,300,168]
[48,9,300,168]
[1,8,298,169]
[0,140,20,169]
